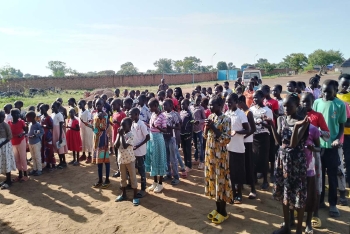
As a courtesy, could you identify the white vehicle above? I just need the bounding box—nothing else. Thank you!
[242,68,262,86]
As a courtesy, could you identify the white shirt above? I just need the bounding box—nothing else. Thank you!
[226,109,248,153]
[5,114,12,124]
[249,105,273,135]
[131,119,149,156]
[51,112,64,126]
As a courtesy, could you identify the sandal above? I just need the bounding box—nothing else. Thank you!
[212,213,229,224]
[248,192,256,199]
[207,210,218,220]
[181,171,187,178]
[21,176,29,182]
[115,195,125,202]
[234,195,242,204]
[92,182,102,188]
[12,176,21,182]
[133,198,140,206]
[101,182,111,189]
[136,190,147,198]
[311,217,322,228]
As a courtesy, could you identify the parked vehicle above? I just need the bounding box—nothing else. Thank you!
[242,67,262,86]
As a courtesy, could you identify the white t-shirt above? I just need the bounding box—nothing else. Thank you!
[249,105,273,135]
[51,112,64,126]
[276,99,284,115]
[131,119,149,156]
[5,114,12,124]
[226,109,248,153]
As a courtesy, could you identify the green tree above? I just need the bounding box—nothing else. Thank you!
[0,65,23,78]
[308,49,344,74]
[217,61,228,70]
[256,58,269,68]
[173,56,202,73]
[282,53,308,74]
[97,70,115,76]
[153,58,174,73]
[262,62,276,75]
[116,62,139,75]
[46,61,68,77]
[24,73,32,78]
[227,62,236,70]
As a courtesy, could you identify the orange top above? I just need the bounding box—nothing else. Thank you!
[244,90,254,107]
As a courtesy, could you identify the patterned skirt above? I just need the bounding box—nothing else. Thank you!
[145,132,167,176]
[0,138,16,174]
[273,147,307,209]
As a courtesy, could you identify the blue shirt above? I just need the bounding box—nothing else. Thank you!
[28,122,44,145]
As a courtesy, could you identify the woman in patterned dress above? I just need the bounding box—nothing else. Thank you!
[267,93,310,234]
[40,104,55,170]
[204,95,232,225]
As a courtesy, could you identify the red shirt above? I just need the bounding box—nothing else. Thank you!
[204,109,211,118]
[307,110,329,132]
[112,111,126,142]
[263,98,279,113]
[172,98,179,111]
[8,119,26,145]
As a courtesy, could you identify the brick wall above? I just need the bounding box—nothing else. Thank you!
[0,72,217,92]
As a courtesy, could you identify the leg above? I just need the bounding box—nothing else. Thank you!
[164,139,171,178]
[295,207,305,234]
[136,156,146,191]
[19,139,27,175]
[169,138,179,183]
[105,163,110,183]
[197,131,204,163]
[273,204,291,234]
[343,135,350,186]
[34,142,43,173]
[120,163,127,189]
[337,147,347,205]
[320,149,326,206]
[193,132,198,162]
[97,163,103,183]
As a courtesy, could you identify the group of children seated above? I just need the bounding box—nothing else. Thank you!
[0,74,349,232]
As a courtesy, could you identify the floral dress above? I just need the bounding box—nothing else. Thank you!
[203,113,232,203]
[273,116,308,209]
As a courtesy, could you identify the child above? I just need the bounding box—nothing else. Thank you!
[305,76,321,100]
[56,98,68,120]
[223,81,233,96]
[180,99,194,173]
[111,98,126,177]
[114,118,139,206]
[272,85,284,116]
[174,87,184,107]
[137,95,151,125]
[145,98,167,193]
[249,90,273,190]
[36,103,43,122]
[78,100,93,163]
[26,111,44,176]
[157,91,166,111]
[201,87,207,97]
[225,93,250,204]
[207,87,213,98]
[185,92,191,100]
[87,101,93,112]
[163,99,181,185]
[123,89,128,98]
[204,95,232,224]
[8,109,27,180]
[135,90,140,99]
[4,104,13,123]
[40,104,56,170]
[51,101,68,169]
[235,86,243,95]
[268,93,309,234]
[166,88,179,111]
[68,98,79,117]
[14,100,26,120]
[129,107,150,198]
[114,88,120,98]
[190,94,206,169]
[123,98,133,116]
[286,81,297,95]
[237,95,257,199]
[66,109,82,166]
[313,80,346,218]
[201,98,211,118]
[0,111,16,189]
[243,81,255,108]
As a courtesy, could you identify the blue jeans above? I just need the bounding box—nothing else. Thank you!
[175,147,185,169]
[135,156,146,190]
[164,137,179,180]
[193,131,204,163]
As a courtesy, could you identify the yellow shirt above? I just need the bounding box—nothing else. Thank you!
[337,93,350,135]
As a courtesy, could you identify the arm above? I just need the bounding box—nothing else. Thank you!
[308,137,321,153]
[235,122,250,135]
[332,123,344,147]
[273,109,279,120]
[345,118,350,128]
[59,122,63,142]
[114,133,121,149]
[120,134,130,149]
[134,134,150,150]
[268,116,282,145]
[244,111,256,138]
[73,122,80,131]
[0,124,12,148]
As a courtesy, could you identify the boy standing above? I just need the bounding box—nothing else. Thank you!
[313,80,346,217]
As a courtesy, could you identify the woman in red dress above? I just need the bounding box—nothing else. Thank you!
[66,109,82,166]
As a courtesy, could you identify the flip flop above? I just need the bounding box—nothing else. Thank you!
[101,183,111,189]
[311,217,321,228]
[92,182,102,188]
[136,190,147,198]
[133,198,140,206]
[115,195,125,202]
[212,213,229,224]
[207,210,218,220]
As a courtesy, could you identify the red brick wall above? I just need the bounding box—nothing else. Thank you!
[0,72,217,92]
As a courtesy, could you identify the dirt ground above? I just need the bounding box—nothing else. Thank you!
[1,72,349,234]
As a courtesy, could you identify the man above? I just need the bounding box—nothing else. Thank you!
[158,78,169,92]
[114,88,120,98]
[223,81,233,96]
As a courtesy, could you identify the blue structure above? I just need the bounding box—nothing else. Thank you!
[217,70,238,81]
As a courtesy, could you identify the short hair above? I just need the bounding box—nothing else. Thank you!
[40,104,50,111]
[101,94,107,99]
[4,103,12,109]
[36,103,43,109]
[274,85,282,92]
[10,108,20,115]
[111,98,122,106]
[14,100,23,107]
[26,111,36,119]
[138,94,147,102]
[158,90,165,96]
[148,98,159,107]
[164,98,174,106]
[68,98,77,105]
[129,107,140,115]
[181,98,190,106]
[201,97,209,105]
[322,79,336,90]
[129,90,135,94]
[123,97,133,105]
[338,73,350,80]
[69,108,76,115]
[28,106,35,111]
[255,90,264,98]
[296,82,303,88]
[285,93,300,106]
[121,117,133,126]
[210,94,224,106]
[215,85,223,92]
[0,111,5,117]
[224,81,229,85]
[287,81,297,87]
[238,94,246,103]
[228,93,239,102]
[207,87,212,91]
[78,99,86,106]
[148,92,155,98]
[301,92,314,102]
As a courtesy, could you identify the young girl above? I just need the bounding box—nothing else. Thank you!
[243,81,255,108]
[268,93,309,234]
[237,95,257,199]
[225,93,250,204]
[201,98,211,118]
[0,111,16,189]
[40,104,55,170]
[68,98,79,118]
[180,99,194,173]
[82,99,110,188]
[305,76,321,100]
[272,85,284,116]
[51,101,68,169]
[78,100,93,163]
[249,90,274,190]
[204,95,232,224]
[66,109,82,166]
[145,98,167,193]
[8,109,28,181]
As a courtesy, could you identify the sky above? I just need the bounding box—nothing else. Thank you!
[0,0,349,76]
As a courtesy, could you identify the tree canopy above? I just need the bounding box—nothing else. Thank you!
[153,58,174,73]
[216,61,228,70]
[0,65,23,79]
[308,49,344,74]
[282,53,308,74]
[116,62,139,75]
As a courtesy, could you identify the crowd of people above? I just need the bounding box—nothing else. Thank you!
[0,74,349,233]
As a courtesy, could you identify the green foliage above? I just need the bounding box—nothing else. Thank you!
[282,53,308,73]
[97,70,115,76]
[153,58,174,73]
[116,62,139,75]
[0,65,24,79]
[216,61,228,70]
[308,49,344,73]
[174,56,202,73]
[303,63,314,72]
[227,62,236,70]
[46,61,68,77]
